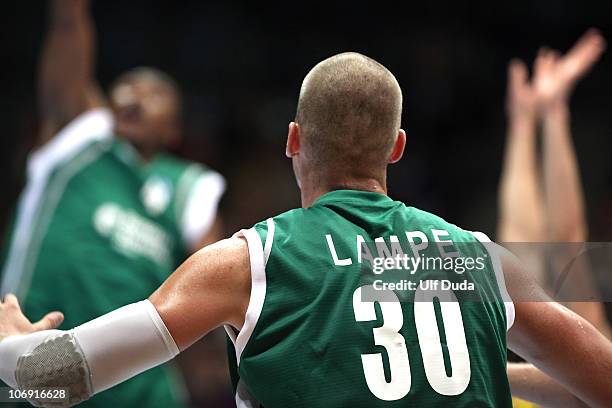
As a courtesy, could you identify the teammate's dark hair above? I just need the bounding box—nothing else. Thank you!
[110,67,183,112]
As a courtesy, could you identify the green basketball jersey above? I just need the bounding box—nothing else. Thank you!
[227,189,513,407]
[1,109,225,408]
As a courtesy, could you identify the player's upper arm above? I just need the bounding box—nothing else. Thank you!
[499,247,612,407]
[149,236,250,351]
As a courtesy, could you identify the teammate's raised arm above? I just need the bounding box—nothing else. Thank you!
[38,0,104,143]
[499,246,612,407]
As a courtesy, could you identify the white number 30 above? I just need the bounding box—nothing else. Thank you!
[352,283,471,401]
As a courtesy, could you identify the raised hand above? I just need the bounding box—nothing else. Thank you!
[0,294,63,340]
[533,29,606,106]
[506,59,537,120]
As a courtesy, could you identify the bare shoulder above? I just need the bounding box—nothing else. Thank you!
[150,236,251,350]
[187,236,250,280]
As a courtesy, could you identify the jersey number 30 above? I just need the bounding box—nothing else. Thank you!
[352,283,471,401]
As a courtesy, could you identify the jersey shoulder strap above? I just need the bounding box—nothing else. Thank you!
[145,154,226,248]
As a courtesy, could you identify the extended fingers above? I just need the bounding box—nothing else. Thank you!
[571,28,606,58]
[534,47,559,79]
[563,29,606,78]
[32,311,64,331]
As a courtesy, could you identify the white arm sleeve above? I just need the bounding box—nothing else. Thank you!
[0,300,179,395]
[74,299,179,393]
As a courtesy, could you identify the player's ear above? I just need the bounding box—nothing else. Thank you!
[389,129,406,164]
[286,122,301,158]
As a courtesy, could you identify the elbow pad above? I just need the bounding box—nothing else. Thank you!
[0,300,179,407]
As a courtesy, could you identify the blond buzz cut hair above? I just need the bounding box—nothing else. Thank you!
[296,52,403,173]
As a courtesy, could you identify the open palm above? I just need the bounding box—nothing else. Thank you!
[0,294,63,340]
[533,29,606,104]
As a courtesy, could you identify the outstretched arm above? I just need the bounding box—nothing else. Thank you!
[38,0,104,143]
[0,237,250,405]
[507,362,587,408]
[501,247,612,407]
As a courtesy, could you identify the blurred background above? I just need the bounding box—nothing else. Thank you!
[3,0,612,237]
[2,0,612,405]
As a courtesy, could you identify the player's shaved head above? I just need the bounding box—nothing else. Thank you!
[295,52,403,174]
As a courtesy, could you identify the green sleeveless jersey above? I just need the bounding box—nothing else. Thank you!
[227,189,513,408]
[1,109,225,408]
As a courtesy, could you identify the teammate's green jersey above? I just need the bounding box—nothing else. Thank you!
[1,109,225,408]
[227,189,514,407]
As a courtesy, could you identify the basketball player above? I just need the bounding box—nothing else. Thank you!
[0,1,224,407]
[1,53,611,408]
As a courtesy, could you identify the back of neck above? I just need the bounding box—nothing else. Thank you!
[300,177,387,208]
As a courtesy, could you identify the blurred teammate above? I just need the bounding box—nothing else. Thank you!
[1,52,611,408]
[0,1,224,407]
